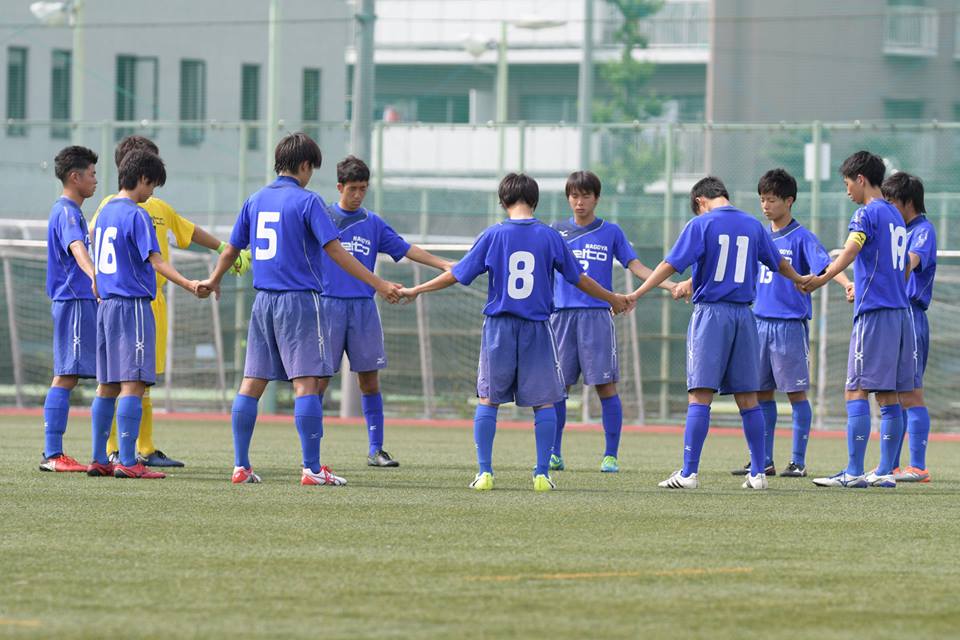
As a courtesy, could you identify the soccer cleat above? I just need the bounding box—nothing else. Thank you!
[549,454,565,471]
[812,471,868,488]
[367,449,400,467]
[731,461,776,476]
[469,472,494,491]
[600,456,619,473]
[779,462,807,477]
[108,451,121,465]
[658,470,699,489]
[86,461,115,477]
[113,463,166,479]
[864,471,896,488]
[893,466,930,483]
[533,474,556,492]
[301,465,347,486]
[39,453,88,473]
[742,472,769,490]
[232,466,262,484]
[138,450,185,468]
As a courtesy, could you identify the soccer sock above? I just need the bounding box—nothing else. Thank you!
[116,396,143,468]
[759,400,777,466]
[877,404,904,476]
[552,400,566,457]
[790,400,812,467]
[891,405,907,470]
[906,406,930,470]
[680,403,710,476]
[533,407,557,476]
[136,392,156,456]
[294,395,324,474]
[90,396,116,465]
[741,406,767,476]
[42,386,71,458]
[231,394,259,470]
[473,404,498,474]
[361,392,384,456]
[844,399,871,476]
[600,395,623,458]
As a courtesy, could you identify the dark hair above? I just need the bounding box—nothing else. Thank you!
[54,146,98,183]
[565,170,602,198]
[839,150,885,187]
[337,155,370,184]
[689,176,729,214]
[498,173,539,210]
[274,132,322,175]
[114,135,159,169]
[757,168,797,203]
[118,149,166,191]
[881,172,925,214]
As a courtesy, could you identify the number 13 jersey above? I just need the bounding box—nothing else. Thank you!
[847,199,909,317]
[753,219,831,320]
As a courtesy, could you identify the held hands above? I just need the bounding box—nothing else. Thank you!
[797,274,825,294]
[198,277,221,300]
[845,282,855,303]
[376,281,404,304]
[610,293,633,315]
[672,279,693,303]
[398,287,419,303]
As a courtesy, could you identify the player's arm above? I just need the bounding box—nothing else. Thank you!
[400,270,458,301]
[324,241,402,303]
[576,274,631,314]
[148,252,203,297]
[626,259,676,292]
[188,223,251,276]
[801,233,863,293]
[776,257,803,284]
[905,251,921,282]
[67,240,98,299]
[627,261,677,302]
[204,242,241,294]
[405,245,454,271]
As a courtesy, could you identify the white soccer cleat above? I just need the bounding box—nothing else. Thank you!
[864,471,896,488]
[301,465,347,486]
[812,471,868,488]
[658,470,698,489]
[741,472,768,490]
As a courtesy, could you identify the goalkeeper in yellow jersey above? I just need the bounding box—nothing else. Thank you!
[93,135,250,467]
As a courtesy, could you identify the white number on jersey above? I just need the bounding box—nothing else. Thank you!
[507,251,535,300]
[255,211,281,261]
[758,255,790,285]
[715,234,750,283]
[94,226,118,275]
[889,223,907,271]
[579,259,590,273]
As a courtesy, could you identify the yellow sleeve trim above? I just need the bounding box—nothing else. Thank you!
[847,231,866,248]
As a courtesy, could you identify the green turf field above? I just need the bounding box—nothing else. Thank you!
[1,416,959,639]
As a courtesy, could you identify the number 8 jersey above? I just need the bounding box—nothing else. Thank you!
[665,205,781,304]
[92,197,161,299]
[847,198,910,317]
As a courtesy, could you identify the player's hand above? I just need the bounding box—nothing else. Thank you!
[377,280,404,304]
[442,260,456,272]
[231,249,252,276]
[398,287,419,303]
[610,293,631,315]
[90,278,100,303]
[796,274,815,293]
[844,282,855,303]
[199,278,221,301]
[672,279,693,303]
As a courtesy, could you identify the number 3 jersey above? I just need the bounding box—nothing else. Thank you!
[753,219,831,320]
[452,218,583,321]
[847,199,909,317]
[92,197,161,299]
[665,205,781,304]
[229,176,339,292]
[551,217,638,310]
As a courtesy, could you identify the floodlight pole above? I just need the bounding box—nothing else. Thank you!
[577,0,594,169]
[264,0,280,182]
[70,0,84,145]
[496,20,508,176]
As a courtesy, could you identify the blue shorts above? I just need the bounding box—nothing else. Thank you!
[244,290,333,381]
[51,299,97,378]
[845,308,916,393]
[96,297,156,385]
[911,304,928,389]
[756,317,810,393]
[687,302,760,395]
[550,308,618,386]
[477,314,566,407]
[321,297,386,373]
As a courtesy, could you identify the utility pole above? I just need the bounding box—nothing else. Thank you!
[578,0,594,169]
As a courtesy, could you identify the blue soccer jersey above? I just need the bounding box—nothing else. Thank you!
[848,199,910,317]
[47,197,96,301]
[665,206,781,304]
[754,219,831,320]
[229,176,339,292]
[452,219,583,321]
[92,198,160,299]
[905,214,936,310]
[320,204,411,298]
[552,217,638,309]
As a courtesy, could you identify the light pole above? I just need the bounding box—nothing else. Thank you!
[30,0,84,144]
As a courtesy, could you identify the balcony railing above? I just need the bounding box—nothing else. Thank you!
[884,6,939,57]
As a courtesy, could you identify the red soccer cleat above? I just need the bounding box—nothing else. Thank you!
[86,461,115,477]
[39,453,88,473]
[232,466,262,484]
[301,465,347,486]
[113,462,166,479]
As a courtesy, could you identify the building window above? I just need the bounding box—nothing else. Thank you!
[884,99,925,120]
[375,95,469,124]
[6,47,28,137]
[51,49,71,139]
[518,95,576,123]
[302,68,321,140]
[240,64,260,150]
[179,59,206,146]
[115,55,158,140]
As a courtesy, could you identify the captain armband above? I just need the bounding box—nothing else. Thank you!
[846,232,866,248]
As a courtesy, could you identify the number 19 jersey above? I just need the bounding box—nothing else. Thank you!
[848,199,909,317]
[229,176,339,292]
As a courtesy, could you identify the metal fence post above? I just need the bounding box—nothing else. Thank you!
[626,268,645,424]
[374,120,384,214]
[100,121,112,200]
[205,255,229,413]
[659,123,675,421]
[3,258,23,408]
[164,274,175,414]
[413,263,435,418]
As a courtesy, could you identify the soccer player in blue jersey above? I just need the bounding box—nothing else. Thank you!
[40,146,100,474]
[317,156,454,468]
[804,151,916,489]
[88,150,206,479]
[549,170,677,473]
[398,173,630,491]
[626,176,803,490]
[881,172,936,483]
[202,133,403,486]
[729,168,853,479]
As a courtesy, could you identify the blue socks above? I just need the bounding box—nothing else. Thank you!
[600,395,622,458]
[906,406,930,470]
[231,394,259,469]
[877,404,904,476]
[42,386,71,458]
[90,396,116,465]
[845,399,871,476]
[790,400,812,467]
[473,405,498,474]
[741,406,767,476]
[759,400,777,466]
[891,406,907,470]
[552,400,566,457]
[361,392,384,456]
[681,403,710,476]
[116,396,143,467]
[533,407,557,476]
[294,395,323,473]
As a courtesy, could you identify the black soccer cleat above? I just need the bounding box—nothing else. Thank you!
[779,462,807,477]
[367,449,400,467]
[731,461,776,476]
[138,449,185,468]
